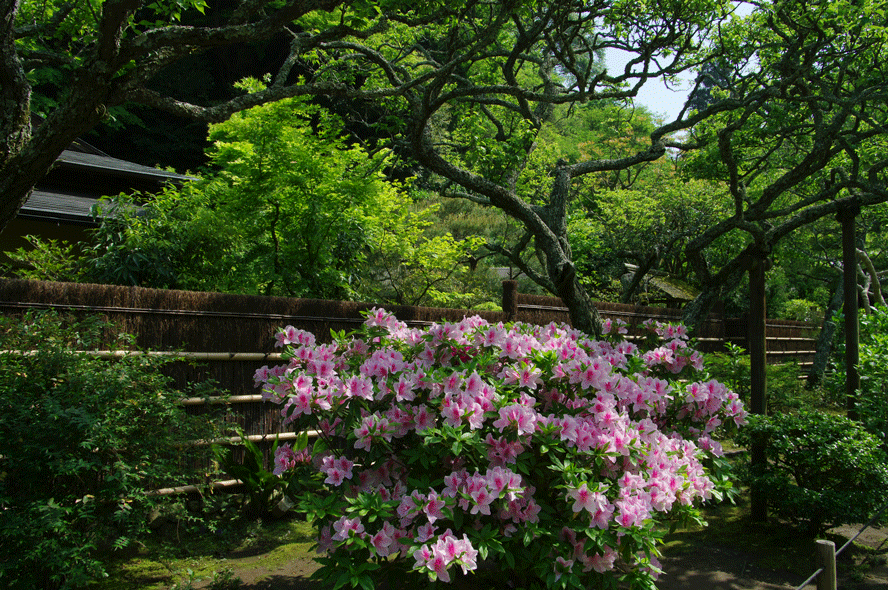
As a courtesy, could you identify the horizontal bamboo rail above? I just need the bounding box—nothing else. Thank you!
[726,335,816,342]
[0,349,286,361]
[192,430,319,447]
[1,299,372,323]
[181,394,265,405]
[148,478,244,497]
[150,430,321,496]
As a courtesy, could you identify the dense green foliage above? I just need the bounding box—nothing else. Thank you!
[1,235,92,283]
[213,429,286,519]
[0,312,224,589]
[669,0,888,325]
[5,0,888,335]
[703,343,818,414]
[51,95,494,308]
[827,306,888,444]
[735,412,888,535]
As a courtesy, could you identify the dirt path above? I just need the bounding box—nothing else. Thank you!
[193,521,888,590]
[659,538,888,590]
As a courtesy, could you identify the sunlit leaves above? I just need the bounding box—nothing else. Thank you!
[203,95,401,298]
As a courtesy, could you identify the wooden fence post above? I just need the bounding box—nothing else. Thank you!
[502,280,518,321]
[816,539,837,590]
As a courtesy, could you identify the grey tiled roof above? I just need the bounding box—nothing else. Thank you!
[18,190,103,226]
[19,146,194,226]
[55,150,191,183]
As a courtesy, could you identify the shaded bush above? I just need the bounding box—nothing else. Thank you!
[704,343,751,400]
[736,411,888,535]
[828,306,888,445]
[0,311,224,589]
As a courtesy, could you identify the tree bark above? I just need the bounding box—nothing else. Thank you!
[621,251,658,304]
[748,253,768,523]
[807,275,843,387]
[0,0,30,168]
[840,205,860,420]
[0,71,109,234]
[554,262,603,338]
[856,248,885,308]
[682,257,749,333]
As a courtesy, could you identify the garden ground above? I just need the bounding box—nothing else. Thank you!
[97,494,888,590]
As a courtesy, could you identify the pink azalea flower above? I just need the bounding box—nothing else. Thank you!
[273,444,299,475]
[397,490,424,521]
[615,496,651,529]
[586,546,617,573]
[414,405,436,432]
[416,522,437,542]
[441,398,464,427]
[317,525,333,554]
[412,544,433,569]
[567,482,597,514]
[429,554,450,583]
[469,487,494,515]
[493,404,537,436]
[394,375,416,401]
[435,534,460,562]
[456,535,478,573]
[323,468,344,486]
[554,556,574,581]
[424,490,447,523]
[370,527,394,557]
[331,516,364,541]
[311,359,336,381]
[463,371,485,396]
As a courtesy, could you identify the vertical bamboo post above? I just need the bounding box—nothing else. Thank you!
[839,205,860,421]
[749,252,769,523]
[816,540,837,590]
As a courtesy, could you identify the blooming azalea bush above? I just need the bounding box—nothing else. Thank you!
[257,310,746,590]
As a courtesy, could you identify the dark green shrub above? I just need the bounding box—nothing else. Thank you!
[0,311,224,589]
[736,411,888,535]
[705,344,814,413]
[828,306,888,444]
[766,362,818,414]
[705,343,751,401]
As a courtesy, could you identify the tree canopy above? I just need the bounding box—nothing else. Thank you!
[675,0,888,327]
[5,0,888,336]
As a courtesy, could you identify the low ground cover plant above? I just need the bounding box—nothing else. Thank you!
[0,311,224,590]
[258,310,746,590]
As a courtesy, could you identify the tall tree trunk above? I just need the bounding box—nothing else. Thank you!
[621,251,658,304]
[0,0,33,230]
[682,261,748,333]
[0,0,29,166]
[807,276,844,387]
[553,262,603,338]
